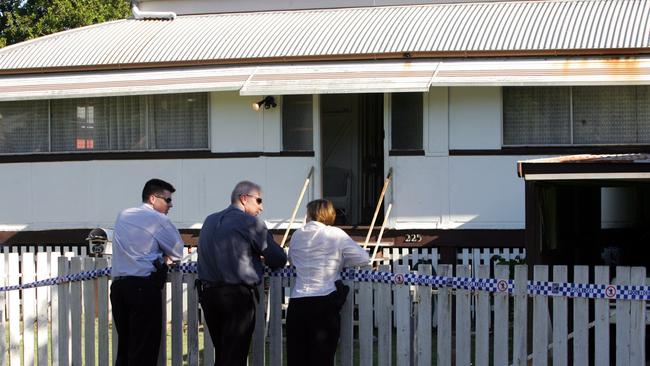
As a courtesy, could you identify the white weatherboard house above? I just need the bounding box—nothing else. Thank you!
[1,0,649,260]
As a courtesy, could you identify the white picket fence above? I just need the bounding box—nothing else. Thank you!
[1,252,647,366]
[379,247,526,270]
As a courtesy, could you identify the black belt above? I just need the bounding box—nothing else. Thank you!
[113,275,154,281]
[199,280,256,289]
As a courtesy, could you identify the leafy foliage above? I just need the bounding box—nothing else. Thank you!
[0,0,131,48]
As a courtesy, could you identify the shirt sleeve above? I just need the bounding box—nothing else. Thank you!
[337,229,370,267]
[261,231,288,269]
[249,218,288,269]
[155,218,184,261]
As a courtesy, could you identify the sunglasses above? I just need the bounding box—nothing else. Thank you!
[155,195,172,204]
[244,194,263,204]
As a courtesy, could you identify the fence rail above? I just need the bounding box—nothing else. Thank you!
[0,254,647,366]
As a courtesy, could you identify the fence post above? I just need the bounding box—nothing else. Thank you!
[455,265,471,366]
[339,277,354,366]
[573,266,589,365]
[394,264,411,366]
[359,277,374,366]
[616,266,631,366]
[50,252,61,366]
[34,252,48,366]
[475,265,490,366]
[629,267,646,365]
[532,265,549,366]
[269,275,283,366]
[512,265,528,366]
[57,256,70,366]
[553,266,568,366]
[436,264,452,366]
[157,279,167,366]
[171,270,183,366]
[416,264,432,366]
[96,258,110,366]
[186,252,199,366]
[250,280,265,366]
[23,252,36,365]
[0,253,6,366]
[202,302,215,366]
[376,265,392,366]
[69,257,83,366]
[83,257,96,366]
[594,266,609,366]
[493,265,509,366]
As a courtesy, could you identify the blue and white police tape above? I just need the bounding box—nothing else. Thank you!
[1,263,648,301]
[528,280,650,300]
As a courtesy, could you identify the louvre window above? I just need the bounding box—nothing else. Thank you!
[391,93,423,150]
[503,86,650,146]
[151,93,208,150]
[503,87,570,145]
[0,93,208,154]
[0,100,49,154]
[282,95,313,151]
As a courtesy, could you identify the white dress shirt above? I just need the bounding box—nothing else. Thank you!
[111,203,184,277]
[288,220,370,298]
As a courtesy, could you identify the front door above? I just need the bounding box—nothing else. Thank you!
[320,94,384,225]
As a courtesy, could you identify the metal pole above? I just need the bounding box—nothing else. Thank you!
[370,202,392,264]
[280,166,314,248]
[363,167,393,249]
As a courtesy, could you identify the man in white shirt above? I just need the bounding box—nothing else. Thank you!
[110,178,184,366]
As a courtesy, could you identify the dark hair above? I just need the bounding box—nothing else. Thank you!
[142,178,176,202]
[306,199,336,226]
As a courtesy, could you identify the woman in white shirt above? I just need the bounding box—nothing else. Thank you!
[287,199,370,366]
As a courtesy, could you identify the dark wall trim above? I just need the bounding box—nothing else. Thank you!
[263,151,315,157]
[388,149,425,156]
[2,228,524,248]
[0,150,315,163]
[450,146,650,156]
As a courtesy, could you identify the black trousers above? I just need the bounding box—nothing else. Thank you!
[110,278,162,366]
[286,295,341,366]
[199,284,257,366]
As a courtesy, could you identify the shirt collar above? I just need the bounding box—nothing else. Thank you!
[142,203,155,211]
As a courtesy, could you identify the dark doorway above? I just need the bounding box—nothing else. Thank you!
[321,94,384,225]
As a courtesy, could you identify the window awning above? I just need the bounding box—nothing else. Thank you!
[433,58,650,86]
[518,154,650,181]
[0,66,252,101]
[2,57,650,101]
[239,61,438,95]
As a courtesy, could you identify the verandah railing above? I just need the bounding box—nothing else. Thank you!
[0,253,647,366]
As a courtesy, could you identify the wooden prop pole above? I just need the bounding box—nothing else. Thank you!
[280,166,314,248]
[363,167,393,249]
[370,202,392,264]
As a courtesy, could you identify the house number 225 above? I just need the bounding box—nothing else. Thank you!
[404,234,422,243]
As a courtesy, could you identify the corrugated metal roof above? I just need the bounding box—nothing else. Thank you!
[0,0,649,73]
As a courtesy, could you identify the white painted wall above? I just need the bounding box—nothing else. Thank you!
[448,87,502,150]
[0,157,313,232]
[0,86,533,233]
[211,92,283,153]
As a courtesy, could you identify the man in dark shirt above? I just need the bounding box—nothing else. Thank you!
[197,180,287,366]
